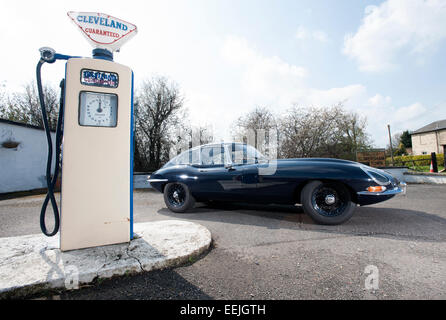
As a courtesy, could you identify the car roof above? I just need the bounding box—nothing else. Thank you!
[189,142,247,150]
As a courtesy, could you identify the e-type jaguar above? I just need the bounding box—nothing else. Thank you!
[148,142,406,225]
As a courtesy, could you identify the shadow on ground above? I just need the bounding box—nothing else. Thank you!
[49,268,213,300]
[157,202,446,242]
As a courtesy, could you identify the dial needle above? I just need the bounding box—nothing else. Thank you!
[97,98,103,113]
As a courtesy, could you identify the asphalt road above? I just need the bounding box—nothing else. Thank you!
[0,184,445,299]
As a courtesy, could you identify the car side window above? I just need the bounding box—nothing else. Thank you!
[200,147,213,166]
[200,145,225,166]
[228,143,264,165]
[233,149,244,165]
[230,143,249,165]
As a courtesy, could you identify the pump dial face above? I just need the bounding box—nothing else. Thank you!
[79,92,118,127]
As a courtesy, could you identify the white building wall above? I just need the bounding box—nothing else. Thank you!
[439,129,446,145]
[0,122,56,193]
[411,132,439,155]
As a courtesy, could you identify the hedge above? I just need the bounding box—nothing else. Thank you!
[386,154,444,166]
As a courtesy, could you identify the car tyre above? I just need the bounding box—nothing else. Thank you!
[164,182,195,213]
[301,180,356,225]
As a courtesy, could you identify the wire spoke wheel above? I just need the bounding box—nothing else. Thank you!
[301,180,355,225]
[311,184,348,217]
[164,182,195,213]
[167,184,187,207]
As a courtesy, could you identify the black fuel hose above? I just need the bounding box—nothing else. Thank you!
[36,59,64,236]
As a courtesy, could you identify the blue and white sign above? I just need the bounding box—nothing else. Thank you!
[81,69,119,88]
[67,11,137,52]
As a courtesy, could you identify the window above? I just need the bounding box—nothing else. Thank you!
[228,143,266,165]
[164,148,200,167]
[200,145,226,166]
[164,143,266,168]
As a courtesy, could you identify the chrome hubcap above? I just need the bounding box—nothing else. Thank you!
[173,191,180,202]
[325,194,336,205]
[312,184,347,217]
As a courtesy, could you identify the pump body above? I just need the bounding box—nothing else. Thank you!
[60,57,133,251]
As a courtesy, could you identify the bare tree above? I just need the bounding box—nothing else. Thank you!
[0,82,59,130]
[279,103,372,159]
[332,109,373,160]
[134,76,185,171]
[232,106,278,157]
[168,123,214,160]
[280,105,336,158]
[0,82,6,107]
[193,124,214,146]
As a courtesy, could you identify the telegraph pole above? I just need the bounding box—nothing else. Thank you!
[388,124,394,166]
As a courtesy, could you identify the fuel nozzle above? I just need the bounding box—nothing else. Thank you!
[39,47,56,63]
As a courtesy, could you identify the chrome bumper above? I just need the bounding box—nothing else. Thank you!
[357,182,407,196]
[147,178,168,183]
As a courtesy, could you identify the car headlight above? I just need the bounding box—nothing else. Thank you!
[360,166,391,186]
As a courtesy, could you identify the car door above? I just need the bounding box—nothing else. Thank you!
[195,144,244,201]
[227,143,260,200]
[230,143,288,203]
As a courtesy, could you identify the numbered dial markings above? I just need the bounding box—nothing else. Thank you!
[79,92,118,127]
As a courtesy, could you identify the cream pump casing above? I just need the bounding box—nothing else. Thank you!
[60,57,133,251]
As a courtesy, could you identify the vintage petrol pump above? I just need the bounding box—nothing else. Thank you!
[38,12,137,251]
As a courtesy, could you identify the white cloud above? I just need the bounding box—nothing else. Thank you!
[394,102,427,123]
[295,26,328,43]
[306,85,367,108]
[0,0,440,149]
[222,35,367,110]
[368,94,392,107]
[343,0,446,72]
[223,36,307,78]
[221,35,441,147]
[221,36,307,106]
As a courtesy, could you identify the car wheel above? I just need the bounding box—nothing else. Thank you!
[163,182,195,213]
[301,180,356,225]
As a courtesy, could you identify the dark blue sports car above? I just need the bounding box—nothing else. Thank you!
[148,142,406,225]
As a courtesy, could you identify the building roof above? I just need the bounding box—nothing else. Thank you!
[0,118,55,132]
[412,119,446,135]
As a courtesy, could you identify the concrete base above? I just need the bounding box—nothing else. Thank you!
[380,167,409,182]
[403,171,446,184]
[381,167,446,184]
[0,220,212,298]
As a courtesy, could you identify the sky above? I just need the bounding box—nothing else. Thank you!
[1,0,446,147]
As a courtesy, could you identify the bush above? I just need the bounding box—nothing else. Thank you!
[386,154,444,167]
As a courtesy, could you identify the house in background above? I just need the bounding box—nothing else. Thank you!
[0,119,55,193]
[411,119,446,156]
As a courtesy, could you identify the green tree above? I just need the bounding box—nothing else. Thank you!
[394,142,407,156]
[400,130,412,148]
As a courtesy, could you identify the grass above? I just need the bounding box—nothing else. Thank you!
[408,165,445,173]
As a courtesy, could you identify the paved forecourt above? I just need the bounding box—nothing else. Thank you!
[0,220,212,298]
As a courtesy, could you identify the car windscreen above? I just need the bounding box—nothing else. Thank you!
[163,148,200,167]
